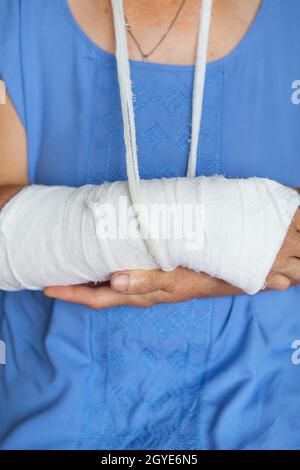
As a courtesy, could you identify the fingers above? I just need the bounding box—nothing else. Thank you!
[110,269,175,294]
[44,266,249,309]
[44,284,166,309]
[270,224,300,275]
[110,267,245,298]
[288,228,300,257]
[44,284,103,308]
[265,273,292,291]
[295,207,300,232]
[44,284,127,309]
[279,257,300,284]
[281,224,300,259]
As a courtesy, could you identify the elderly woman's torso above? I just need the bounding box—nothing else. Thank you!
[2,0,300,451]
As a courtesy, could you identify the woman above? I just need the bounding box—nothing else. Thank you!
[0,0,300,450]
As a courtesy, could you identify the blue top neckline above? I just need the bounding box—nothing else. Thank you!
[61,0,269,71]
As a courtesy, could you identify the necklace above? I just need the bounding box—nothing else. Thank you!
[124,0,187,62]
[112,0,213,268]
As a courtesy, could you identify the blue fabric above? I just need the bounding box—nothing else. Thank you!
[0,0,300,450]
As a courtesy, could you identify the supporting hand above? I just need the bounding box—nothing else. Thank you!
[44,208,300,309]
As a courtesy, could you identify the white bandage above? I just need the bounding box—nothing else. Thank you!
[0,176,299,294]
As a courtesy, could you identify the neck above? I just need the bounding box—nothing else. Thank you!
[123,0,190,25]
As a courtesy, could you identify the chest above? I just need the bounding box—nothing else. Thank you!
[32,1,300,187]
[66,0,263,65]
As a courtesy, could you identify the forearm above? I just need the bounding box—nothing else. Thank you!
[0,185,245,300]
[0,177,299,294]
[0,183,100,290]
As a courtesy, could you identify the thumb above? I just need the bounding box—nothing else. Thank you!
[265,273,291,291]
[110,269,172,294]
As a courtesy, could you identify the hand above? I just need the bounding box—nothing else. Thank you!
[266,207,300,290]
[44,206,300,309]
[44,268,243,310]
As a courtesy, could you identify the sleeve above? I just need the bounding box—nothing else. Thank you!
[0,0,26,128]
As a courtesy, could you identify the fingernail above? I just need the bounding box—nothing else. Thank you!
[111,274,130,293]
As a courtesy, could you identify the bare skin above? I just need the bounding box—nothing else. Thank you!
[66,0,263,65]
[1,0,300,309]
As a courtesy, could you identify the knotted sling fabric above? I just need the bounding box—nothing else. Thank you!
[0,0,299,295]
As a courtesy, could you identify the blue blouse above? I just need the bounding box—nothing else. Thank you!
[0,0,300,450]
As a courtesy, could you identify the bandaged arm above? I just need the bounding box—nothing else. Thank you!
[0,176,299,295]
